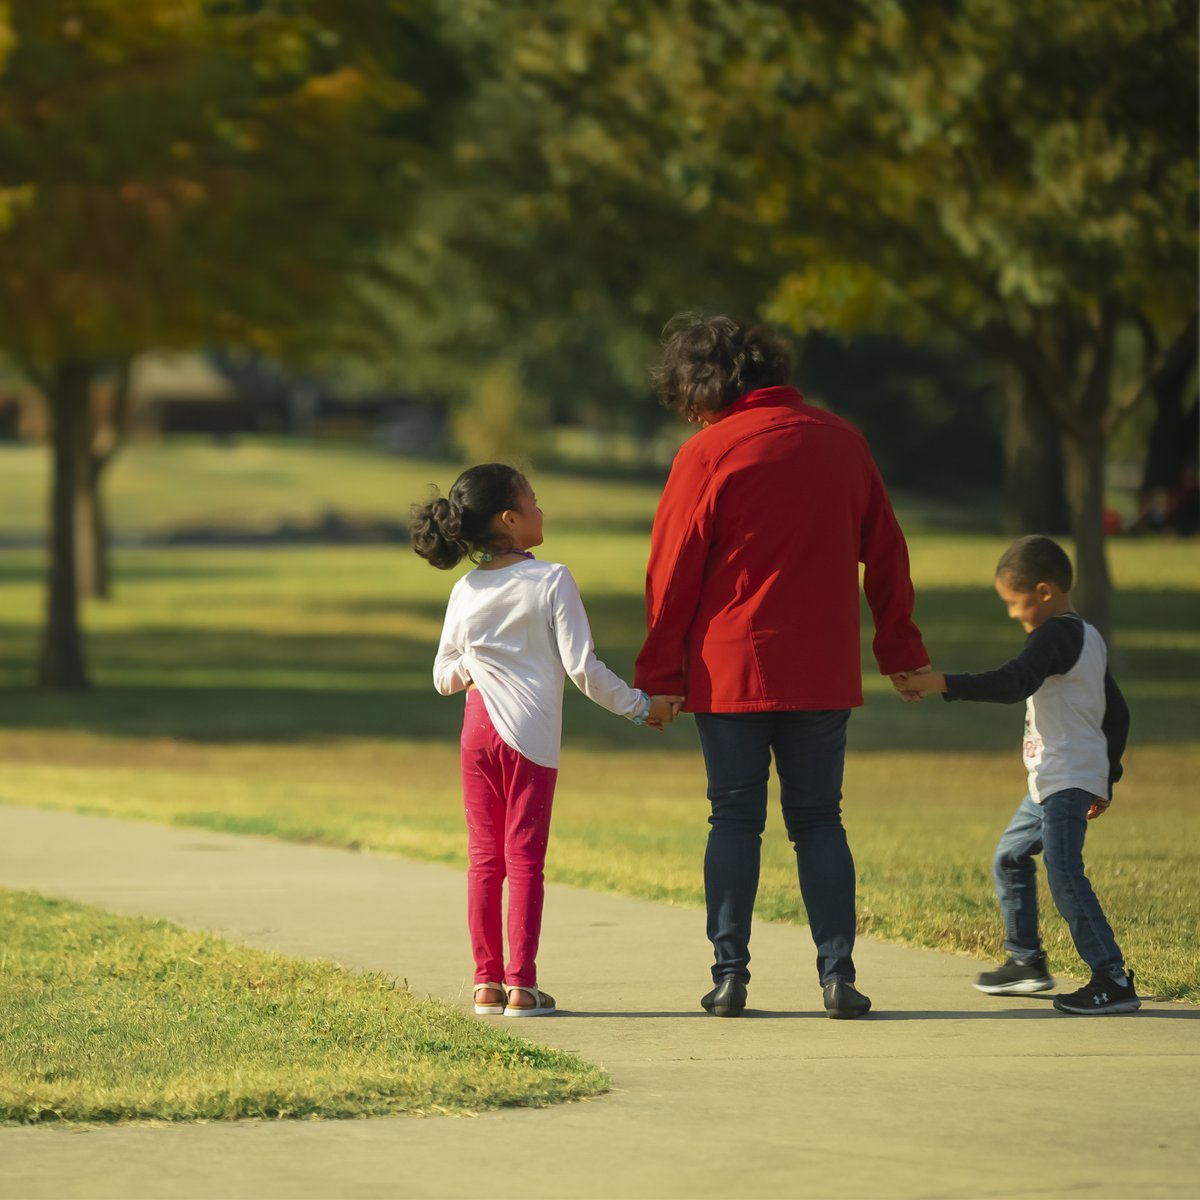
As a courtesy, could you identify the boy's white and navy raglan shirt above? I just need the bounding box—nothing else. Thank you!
[942,613,1130,803]
[432,558,648,769]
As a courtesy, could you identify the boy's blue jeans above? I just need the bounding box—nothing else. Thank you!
[694,709,855,986]
[994,789,1125,978]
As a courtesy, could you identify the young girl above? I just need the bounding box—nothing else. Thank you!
[411,463,682,1017]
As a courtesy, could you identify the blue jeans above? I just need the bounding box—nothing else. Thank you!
[993,790,1125,977]
[694,709,856,986]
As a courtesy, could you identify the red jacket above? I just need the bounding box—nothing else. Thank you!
[634,387,927,711]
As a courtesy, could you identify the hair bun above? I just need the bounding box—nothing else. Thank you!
[432,496,462,540]
[411,464,526,571]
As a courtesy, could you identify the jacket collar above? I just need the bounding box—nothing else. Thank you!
[724,385,805,416]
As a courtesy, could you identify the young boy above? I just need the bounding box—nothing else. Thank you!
[894,535,1137,1015]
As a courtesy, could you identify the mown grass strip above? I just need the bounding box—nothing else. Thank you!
[0,889,606,1125]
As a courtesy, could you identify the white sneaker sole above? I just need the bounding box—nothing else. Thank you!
[503,1006,556,1017]
[974,977,1055,995]
[473,1004,505,1015]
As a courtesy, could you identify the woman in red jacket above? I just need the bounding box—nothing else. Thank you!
[634,315,929,1019]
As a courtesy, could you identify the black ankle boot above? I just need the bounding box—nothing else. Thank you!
[701,976,748,1017]
[822,979,871,1019]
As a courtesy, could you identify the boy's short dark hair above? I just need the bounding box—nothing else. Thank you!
[995,535,1074,592]
[652,313,792,421]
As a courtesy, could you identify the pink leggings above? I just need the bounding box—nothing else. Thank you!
[460,690,557,988]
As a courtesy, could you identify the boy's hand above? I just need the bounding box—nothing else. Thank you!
[890,664,940,702]
[645,694,685,729]
[1087,796,1111,820]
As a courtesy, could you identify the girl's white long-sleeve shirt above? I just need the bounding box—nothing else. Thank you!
[432,558,646,768]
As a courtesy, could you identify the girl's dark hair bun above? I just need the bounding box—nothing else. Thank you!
[410,494,467,569]
[431,496,459,537]
[410,463,526,570]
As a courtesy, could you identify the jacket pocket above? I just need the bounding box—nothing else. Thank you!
[748,619,788,702]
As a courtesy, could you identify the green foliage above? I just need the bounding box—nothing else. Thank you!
[0,0,457,373]
[0,889,606,1123]
[453,0,1197,342]
[362,0,1198,525]
[451,358,547,461]
[0,5,10,73]
[357,0,787,436]
[429,0,1198,628]
[764,1,1197,323]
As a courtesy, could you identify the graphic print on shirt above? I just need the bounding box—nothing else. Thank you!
[1022,706,1044,775]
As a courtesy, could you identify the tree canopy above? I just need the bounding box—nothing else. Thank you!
[419,0,1198,629]
[0,0,456,377]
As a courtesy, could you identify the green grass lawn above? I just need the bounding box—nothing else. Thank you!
[0,889,607,1125]
[0,440,1197,1002]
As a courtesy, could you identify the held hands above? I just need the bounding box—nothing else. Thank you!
[645,694,685,731]
[890,665,945,703]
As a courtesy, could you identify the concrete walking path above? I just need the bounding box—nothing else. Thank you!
[1,804,1197,1200]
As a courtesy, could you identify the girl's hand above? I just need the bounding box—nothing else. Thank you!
[1087,796,1111,820]
[646,694,685,729]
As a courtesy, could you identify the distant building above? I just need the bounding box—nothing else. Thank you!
[0,351,447,451]
[134,352,287,435]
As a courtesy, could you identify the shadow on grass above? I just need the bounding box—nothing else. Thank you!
[0,552,295,586]
[0,561,46,585]
[0,584,1195,748]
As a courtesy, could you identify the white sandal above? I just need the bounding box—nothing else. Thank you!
[473,982,506,1015]
[503,985,557,1017]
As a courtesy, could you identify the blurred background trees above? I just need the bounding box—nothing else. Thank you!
[0,0,459,685]
[1,0,1196,684]
[417,0,1196,633]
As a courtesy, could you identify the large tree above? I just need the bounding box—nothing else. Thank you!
[443,0,1198,634]
[747,0,1199,634]
[0,0,454,686]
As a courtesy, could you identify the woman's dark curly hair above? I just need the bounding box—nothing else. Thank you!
[651,314,793,421]
[410,463,527,570]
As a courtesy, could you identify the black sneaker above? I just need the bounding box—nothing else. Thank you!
[1053,971,1141,1015]
[974,955,1054,995]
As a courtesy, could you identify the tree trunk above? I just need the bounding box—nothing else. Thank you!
[1002,371,1070,534]
[76,358,130,600]
[1061,428,1112,642]
[76,456,111,600]
[38,361,93,689]
[1139,338,1196,525]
